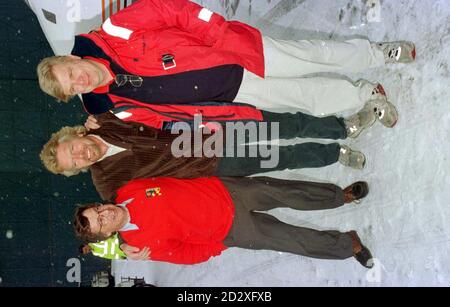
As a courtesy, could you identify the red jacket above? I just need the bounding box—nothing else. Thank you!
[93,0,264,77]
[76,0,265,120]
[116,177,235,264]
[112,101,263,130]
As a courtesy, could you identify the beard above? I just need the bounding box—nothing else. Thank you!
[88,142,103,162]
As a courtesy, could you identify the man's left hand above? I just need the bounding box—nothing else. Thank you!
[84,115,100,130]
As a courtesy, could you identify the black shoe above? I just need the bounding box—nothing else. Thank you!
[348,230,374,269]
[344,181,369,203]
[355,244,374,269]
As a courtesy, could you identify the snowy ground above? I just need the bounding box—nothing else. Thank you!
[110,0,450,286]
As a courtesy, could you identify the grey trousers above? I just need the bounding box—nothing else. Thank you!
[221,177,354,260]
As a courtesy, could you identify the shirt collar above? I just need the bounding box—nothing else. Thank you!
[117,198,139,232]
[89,134,126,162]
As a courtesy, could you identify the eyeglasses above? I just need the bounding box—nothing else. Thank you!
[115,74,143,88]
[94,206,105,235]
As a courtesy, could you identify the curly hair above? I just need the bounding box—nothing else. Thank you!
[74,203,112,243]
[40,125,88,176]
[37,56,76,102]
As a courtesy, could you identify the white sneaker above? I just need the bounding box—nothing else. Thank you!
[338,145,366,170]
[344,103,376,138]
[355,80,398,128]
[373,41,416,63]
[355,80,387,100]
[367,97,398,128]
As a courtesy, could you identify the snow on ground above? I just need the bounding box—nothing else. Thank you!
[112,0,450,286]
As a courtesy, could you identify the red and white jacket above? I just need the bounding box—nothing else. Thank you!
[75,0,265,117]
[111,101,264,130]
[91,0,265,77]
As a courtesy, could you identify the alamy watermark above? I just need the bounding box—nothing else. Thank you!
[66,257,81,283]
[66,0,81,23]
[170,115,280,169]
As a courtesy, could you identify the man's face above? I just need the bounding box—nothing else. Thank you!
[83,205,128,237]
[52,56,105,96]
[56,135,104,172]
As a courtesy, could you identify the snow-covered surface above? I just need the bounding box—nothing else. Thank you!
[110,0,450,287]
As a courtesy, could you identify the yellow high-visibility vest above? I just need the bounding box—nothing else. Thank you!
[88,234,126,260]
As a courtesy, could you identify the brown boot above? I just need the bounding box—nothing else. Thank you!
[343,181,369,203]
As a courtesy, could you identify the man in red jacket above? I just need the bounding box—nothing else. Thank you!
[74,177,374,268]
[37,0,415,127]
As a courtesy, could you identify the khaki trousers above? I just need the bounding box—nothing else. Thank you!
[234,36,385,115]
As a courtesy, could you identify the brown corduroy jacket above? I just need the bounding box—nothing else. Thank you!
[89,112,219,201]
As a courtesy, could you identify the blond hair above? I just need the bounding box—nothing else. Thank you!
[40,125,88,176]
[37,56,75,102]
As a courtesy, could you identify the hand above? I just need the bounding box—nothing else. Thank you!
[120,244,150,260]
[84,115,100,131]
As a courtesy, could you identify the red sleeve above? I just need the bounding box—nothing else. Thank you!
[149,239,226,265]
[114,106,164,129]
[106,0,227,46]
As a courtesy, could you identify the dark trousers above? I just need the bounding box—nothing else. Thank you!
[221,177,354,260]
[261,110,347,140]
[216,110,346,176]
